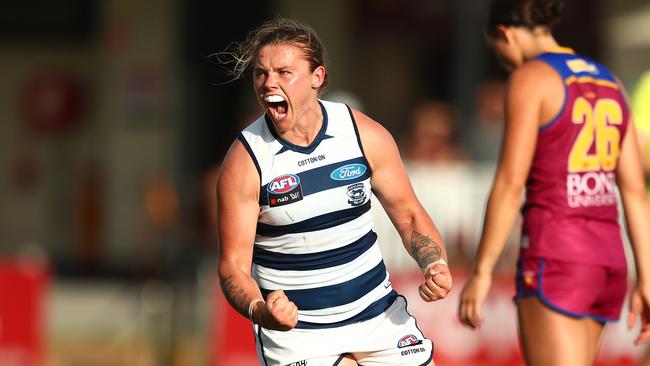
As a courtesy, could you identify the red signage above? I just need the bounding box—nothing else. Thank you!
[0,259,49,366]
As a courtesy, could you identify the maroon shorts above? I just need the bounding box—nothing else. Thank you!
[515,257,627,322]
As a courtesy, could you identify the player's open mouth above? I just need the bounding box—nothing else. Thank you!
[264,95,288,120]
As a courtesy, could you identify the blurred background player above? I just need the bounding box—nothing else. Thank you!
[458,0,650,365]
[631,69,650,366]
[631,70,650,194]
[216,17,452,366]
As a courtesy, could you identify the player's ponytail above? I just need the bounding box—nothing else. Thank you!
[530,0,565,28]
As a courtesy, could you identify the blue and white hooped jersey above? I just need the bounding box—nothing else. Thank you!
[239,99,396,329]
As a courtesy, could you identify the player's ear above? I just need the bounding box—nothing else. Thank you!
[311,66,326,89]
[496,24,513,43]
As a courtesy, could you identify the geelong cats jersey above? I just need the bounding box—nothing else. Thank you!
[239,100,396,329]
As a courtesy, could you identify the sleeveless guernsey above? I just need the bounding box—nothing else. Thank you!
[239,100,397,329]
[521,49,630,267]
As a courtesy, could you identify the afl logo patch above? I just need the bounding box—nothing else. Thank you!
[397,334,422,348]
[330,163,367,181]
[267,174,303,207]
[268,174,300,194]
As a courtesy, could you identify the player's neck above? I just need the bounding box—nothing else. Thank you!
[526,36,560,61]
[277,103,324,147]
[539,37,561,54]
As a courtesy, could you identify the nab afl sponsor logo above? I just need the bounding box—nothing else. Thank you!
[330,163,367,181]
[397,334,422,348]
[267,174,303,207]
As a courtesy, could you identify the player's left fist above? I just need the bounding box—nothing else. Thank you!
[418,262,452,302]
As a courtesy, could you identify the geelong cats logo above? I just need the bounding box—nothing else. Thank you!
[346,183,366,207]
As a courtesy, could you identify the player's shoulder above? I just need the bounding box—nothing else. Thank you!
[508,59,563,98]
[217,138,259,191]
[351,108,393,142]
[350,109,400,170]
[514,59,559,84]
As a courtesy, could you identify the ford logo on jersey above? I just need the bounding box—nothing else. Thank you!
[268,174,301,194]
[330,163,367,181]
[397,334,422,348]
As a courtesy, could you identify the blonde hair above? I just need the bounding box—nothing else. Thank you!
[213,17,329,90]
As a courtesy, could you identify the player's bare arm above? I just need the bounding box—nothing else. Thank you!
[217,139,298,331]
[217,140,264,315]
[352,109,452,302]
[409,231,442,272]
[616,121,650,344]
[459,61,555,329]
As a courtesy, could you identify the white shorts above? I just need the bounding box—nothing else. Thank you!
[253,296,434,366]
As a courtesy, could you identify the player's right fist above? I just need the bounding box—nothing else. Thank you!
[256,289,298,331]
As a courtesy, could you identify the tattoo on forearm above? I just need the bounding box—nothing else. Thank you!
[220,275,249,316]
[409,231,441,271]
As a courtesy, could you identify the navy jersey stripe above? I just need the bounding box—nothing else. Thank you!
[253,230,377,270]
[346,105,373,177]
[259,156,371,205]
[238,133,262,180]
[260,260,388,310]
[295,290,398,329]
[256,201,371,237]
[275,134,334,156]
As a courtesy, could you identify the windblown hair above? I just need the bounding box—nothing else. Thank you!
[485,0,566,37]
[213,16,329,90]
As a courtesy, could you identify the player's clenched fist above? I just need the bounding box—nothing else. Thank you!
[418,262,452,302]
[252,290,298,331]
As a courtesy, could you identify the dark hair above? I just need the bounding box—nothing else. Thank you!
[485,0,565,37]
[213,16,329,90]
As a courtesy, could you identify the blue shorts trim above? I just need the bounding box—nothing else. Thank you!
[514,258,620,324]
[400,294,435,362]
[418,350,433,366]
[332,353,348,366]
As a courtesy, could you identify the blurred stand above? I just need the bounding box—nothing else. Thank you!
[71,162,104,274]
[140,171,181,279]
[401,101,468,164]
[467,79,506,162]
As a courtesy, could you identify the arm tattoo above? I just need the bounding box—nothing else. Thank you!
[220,275,249,316]
[409,231,441,271]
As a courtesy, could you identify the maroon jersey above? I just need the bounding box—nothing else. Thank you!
[520,49,630,267]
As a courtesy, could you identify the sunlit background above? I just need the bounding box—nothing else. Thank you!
[1,0,650,365]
